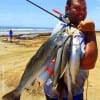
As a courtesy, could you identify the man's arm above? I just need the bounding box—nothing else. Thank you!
[78,20,98,69]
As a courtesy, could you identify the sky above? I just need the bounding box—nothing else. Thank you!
[0,0,100,30]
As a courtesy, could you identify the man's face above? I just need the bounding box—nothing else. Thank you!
[66,0,87,26]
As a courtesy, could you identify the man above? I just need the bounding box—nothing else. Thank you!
[44,0,98,100]
[9,29,13,42]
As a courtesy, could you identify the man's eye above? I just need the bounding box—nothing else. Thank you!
[75,7,80,11]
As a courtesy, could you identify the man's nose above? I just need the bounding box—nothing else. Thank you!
[78,9,86,16]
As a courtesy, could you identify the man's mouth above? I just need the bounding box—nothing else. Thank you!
[78,16,84,20]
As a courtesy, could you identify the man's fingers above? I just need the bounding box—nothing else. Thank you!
[78,20,95,32]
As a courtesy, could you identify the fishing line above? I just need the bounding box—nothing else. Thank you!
[26,0,70,24]
[26,0,61,20]
[85,73,89,100]
[1,64,6,95]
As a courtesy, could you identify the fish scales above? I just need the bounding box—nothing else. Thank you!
[2,29,68,100]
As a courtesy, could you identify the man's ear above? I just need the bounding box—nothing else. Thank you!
[65,5,70,11]
[65,5,70,15]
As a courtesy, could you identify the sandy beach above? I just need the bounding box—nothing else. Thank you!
[0,33,100,100]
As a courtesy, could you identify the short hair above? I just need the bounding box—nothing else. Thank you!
[65,0,72,16]
[66,0,72,7]
[66,0,86,6]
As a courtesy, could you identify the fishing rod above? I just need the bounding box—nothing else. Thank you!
[26,0,70,24]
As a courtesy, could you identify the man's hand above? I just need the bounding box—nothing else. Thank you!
[77,20,95,33]
[77,20,98,69]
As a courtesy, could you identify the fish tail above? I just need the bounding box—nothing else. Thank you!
[68,92,73,100]
[2,89,21,100]
[50,84,58,97]
[50,86,57,96]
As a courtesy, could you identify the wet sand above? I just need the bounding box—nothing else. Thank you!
[0,33,100,100]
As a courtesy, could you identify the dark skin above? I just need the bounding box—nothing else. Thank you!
[65,0,98,69]
[57,0,98,99]
[78,20,98,69]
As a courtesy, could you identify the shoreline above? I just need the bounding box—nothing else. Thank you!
[0,33,100,100]
[0,32,51,43]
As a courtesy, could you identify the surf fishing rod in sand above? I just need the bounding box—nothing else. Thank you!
[26,0,70,24]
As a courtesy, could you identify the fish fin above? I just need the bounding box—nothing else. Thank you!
[2,89,21,100]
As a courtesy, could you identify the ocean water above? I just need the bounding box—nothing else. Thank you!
[0,26,53,36]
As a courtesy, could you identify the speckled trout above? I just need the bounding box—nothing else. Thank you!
[2,29,68,100]
[63,28,85,100]
[52,35,72,90]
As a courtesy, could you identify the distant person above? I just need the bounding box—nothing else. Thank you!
[9,29,13,42]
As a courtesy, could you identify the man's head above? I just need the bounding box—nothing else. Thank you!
[65,0,87,26]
